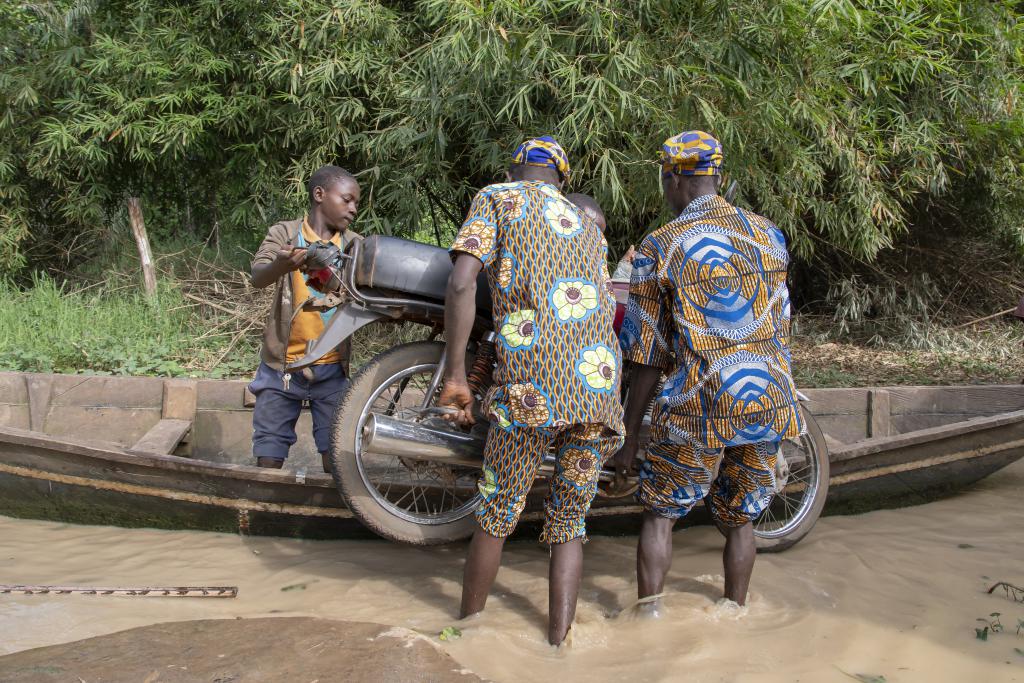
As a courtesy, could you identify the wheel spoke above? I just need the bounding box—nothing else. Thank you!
[437,482,448,514]
[390,486,415,509]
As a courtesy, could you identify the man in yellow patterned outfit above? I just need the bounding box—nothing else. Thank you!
[615,131,803,609]
[439,136,624,645]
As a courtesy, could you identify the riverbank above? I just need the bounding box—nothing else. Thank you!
[2,272,1022,387]
[0,617,479,682]
[1,461,1022,681]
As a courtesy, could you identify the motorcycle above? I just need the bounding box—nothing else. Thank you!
[289,234,829,552]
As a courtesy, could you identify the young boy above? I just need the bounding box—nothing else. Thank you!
[249,165,362,473]
[566,192,635,280]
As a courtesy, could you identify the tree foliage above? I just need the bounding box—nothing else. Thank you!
[1,0,1022,284]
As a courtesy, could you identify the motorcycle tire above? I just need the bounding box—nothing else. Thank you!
[710,405,830,553]
[330,340,480,545]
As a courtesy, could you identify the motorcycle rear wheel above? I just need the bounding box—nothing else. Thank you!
[330,340,480,545]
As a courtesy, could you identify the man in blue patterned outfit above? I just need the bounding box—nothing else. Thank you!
[439,136,624,645]
[615,131,803,608]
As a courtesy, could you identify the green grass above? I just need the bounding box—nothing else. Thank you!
[0,266,428,379]
[3,250,1022,387]
[0,275,257,377]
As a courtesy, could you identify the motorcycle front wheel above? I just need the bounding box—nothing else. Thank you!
[330,340,481,545]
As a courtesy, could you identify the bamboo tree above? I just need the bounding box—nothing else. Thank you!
[0,0,1020,281]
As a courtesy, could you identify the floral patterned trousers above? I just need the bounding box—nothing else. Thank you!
[476,424,623,545]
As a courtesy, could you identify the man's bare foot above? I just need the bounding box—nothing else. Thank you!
[635,593,665,618]
[618,593,665,620]
[556,625,574,649]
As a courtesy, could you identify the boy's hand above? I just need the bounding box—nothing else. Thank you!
[251,243,306,289]
[275,246,307,272]
[437,379,475,426]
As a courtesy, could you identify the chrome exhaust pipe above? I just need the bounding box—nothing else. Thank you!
[361,414,618,482]
[362,414,485,467]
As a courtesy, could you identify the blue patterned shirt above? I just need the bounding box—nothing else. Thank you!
[619,194,803,448]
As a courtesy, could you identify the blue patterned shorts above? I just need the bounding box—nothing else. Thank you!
[638,439,780,527]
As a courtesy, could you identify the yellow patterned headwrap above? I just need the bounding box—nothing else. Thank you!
[661,130,723,176]
[512,136,570,183]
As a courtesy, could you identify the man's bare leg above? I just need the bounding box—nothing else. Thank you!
[723,522,756,605]
[637,511,675,598]
[548,538,583,645]
[320,452,332,473]
[460,525,505,618]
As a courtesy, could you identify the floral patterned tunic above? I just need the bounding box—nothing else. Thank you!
[450,180,624,435]
[620,193,803,448]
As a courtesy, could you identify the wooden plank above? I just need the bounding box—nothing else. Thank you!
[0,424,335,490]
[813,415,865,445]
[891,414,972,434]
[830,436,1024,486]
[823,433,846,450]
[25,375,53,432]
[0,404,29,430]
[868,388,890,438]
[162,380,197,420]
[887,385,1024,416]
[50,375,164,409]
[196,379,251,410]
[132,419,192,454]
[0,373,28,405]
[0,584,238,598]
[162,380,197,456]
[45,406,159,446]
[830,410,1024,465]
[0,461,349,519]
[800,388,870,416]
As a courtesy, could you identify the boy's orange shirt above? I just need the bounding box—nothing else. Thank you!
[285,219,342,364]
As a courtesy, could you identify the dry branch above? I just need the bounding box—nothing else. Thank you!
[953,308,1018,329]
[987,581,1024,602]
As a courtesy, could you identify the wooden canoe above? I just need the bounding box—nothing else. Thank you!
[0,372,1022,538]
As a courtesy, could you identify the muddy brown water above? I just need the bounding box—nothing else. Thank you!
[2,462,1023,682]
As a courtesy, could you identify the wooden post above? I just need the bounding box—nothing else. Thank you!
[868,389,891,438]
[127,197,157,297]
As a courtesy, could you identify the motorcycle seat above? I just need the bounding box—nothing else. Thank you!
[353,235,492,311]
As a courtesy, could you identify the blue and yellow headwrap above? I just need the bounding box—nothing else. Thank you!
[512,136,570,183]
[661,130,723,176]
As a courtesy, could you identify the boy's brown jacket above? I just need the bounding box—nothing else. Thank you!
[251,218,362,371]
